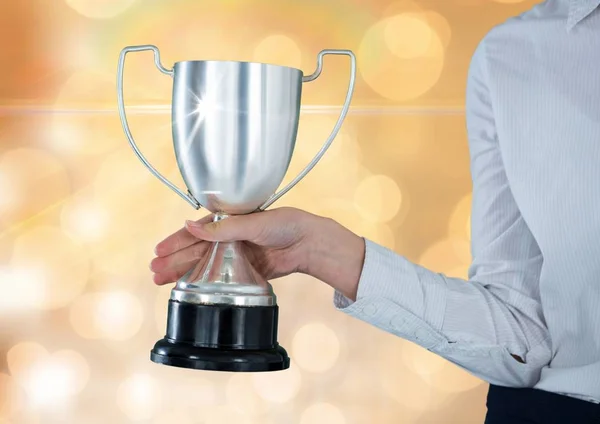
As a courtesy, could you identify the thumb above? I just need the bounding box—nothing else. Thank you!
[185,214,265,243]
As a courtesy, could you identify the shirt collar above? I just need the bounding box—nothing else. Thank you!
[567,0,600,31]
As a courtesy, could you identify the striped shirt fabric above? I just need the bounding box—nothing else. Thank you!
[335,0,600,403]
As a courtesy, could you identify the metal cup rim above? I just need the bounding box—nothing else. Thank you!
[173,59,303,74]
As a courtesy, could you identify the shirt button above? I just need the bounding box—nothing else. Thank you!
[363,304,377,316]
[391,316,405,330]
[415,329,429,341]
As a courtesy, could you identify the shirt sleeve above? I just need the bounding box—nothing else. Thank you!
[333,39,552,388]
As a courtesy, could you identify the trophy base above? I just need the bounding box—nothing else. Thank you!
[151,300,290,372]
[150,339,289,372]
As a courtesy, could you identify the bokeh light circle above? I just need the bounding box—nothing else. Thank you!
[60,192,109,243]
[354,174,403,223]
[253,34,302,69]
[300,403,345,424]
[116,374,162,421]
[10,226,90,310]
[94,291,144,340]
[7,343,89,407]
[292,322,340,373]
[384,15,435,59]
[35,350,90,397]
[70,291,143,340]
[359,14,445,101]
[383,4,452,48]
[64,0,137,19]
[251,360,302,403]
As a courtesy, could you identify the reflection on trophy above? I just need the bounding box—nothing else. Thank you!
[117,44,356,372]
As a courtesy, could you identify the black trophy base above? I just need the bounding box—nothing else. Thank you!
[150,300,290,372]
[151,338,290,372]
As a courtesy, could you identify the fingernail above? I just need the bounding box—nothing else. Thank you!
[186,219,201,228]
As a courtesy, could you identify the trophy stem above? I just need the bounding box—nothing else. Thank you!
[170,216,274,306]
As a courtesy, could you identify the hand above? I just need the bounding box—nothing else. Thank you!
[150,207,366,301]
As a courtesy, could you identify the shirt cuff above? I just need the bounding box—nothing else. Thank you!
[333,239,448,344]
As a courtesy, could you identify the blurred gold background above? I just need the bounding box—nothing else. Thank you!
[0,0,540,423]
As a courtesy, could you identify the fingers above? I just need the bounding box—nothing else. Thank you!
[151,207,304,286]
[152,261,195,285]
[150,241,210,285]
[185,212,269,243]
[154,213,214,257]
[151,240,209,272]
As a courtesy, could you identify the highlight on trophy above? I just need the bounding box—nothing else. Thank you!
[117,44,356,372]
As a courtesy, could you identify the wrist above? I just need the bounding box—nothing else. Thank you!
[302,215,365,301]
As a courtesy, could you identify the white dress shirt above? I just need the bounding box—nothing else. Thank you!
[335,0,600,403]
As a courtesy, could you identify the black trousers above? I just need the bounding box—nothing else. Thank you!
[485,385,600,424]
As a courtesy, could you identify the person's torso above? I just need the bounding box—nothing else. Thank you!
[484,0,600,401]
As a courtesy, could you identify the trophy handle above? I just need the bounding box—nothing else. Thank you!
[258,49,357,211]
[117,45,201,209]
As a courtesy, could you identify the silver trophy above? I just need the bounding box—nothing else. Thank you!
[117,44,356,372]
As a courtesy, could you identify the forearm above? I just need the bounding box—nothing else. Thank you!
[330,238,551,387]
[304,215,365,301]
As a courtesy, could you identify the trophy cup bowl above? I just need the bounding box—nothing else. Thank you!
[117,45,356,372]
